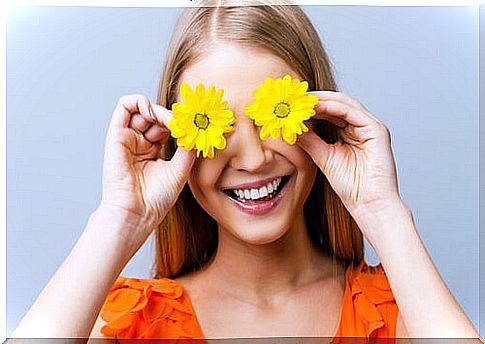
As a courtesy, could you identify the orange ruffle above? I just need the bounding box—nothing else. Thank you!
[332,260,399,343]
[100,276,204,340]
[101,260,398,341]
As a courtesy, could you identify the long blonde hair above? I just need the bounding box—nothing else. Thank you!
[152,1,364,278]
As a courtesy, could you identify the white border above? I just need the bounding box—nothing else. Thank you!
[1,3,7,343]
[3,0,485,7]
[1,0,482,342]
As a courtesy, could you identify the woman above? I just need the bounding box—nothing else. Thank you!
[11,1,480,341]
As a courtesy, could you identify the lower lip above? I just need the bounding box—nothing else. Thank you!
[224,178,291,216]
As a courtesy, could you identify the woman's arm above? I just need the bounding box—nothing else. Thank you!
[9,95,194,342]
[354,198,480,339]
[297,90,481,340]
[9,206,148,341]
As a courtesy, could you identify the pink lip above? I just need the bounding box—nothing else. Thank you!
[221,175,285,191]
[224,176,291,216]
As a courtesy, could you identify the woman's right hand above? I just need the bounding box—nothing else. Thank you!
[98,94,195,240]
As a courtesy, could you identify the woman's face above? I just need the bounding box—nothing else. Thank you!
[179,43,317,245]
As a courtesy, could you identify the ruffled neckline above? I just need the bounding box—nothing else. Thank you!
[101,260,395,340]
[100,276,204,339]
[180,260,388,339]
[332,259,396,340]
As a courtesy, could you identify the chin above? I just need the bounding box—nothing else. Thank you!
[221,217,292,246]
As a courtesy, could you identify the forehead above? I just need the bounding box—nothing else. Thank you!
[178,44,301,103]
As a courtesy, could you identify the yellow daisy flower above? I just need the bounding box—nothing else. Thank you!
[244,75,319,145]
[168,82,235,159]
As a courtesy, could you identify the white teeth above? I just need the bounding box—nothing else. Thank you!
[230,177,283,201]
[250,189,259,200]
[267,182,274,194]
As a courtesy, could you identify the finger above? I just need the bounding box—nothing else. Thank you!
[313,100,374,128]
[129,114,153,133]
[308,90,367,112]
[110,94,153,129]
[107,127,161,161]
[309,91,382,123]
[144,123,170,143]
[168,146,196,185]
[151,104,173,128]
[307,115,348,129]
[296,130,332,173]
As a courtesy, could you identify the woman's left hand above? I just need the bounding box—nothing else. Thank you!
[297,91,401,220]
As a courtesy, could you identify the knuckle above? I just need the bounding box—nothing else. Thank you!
[339,91,355,103]
[380,123,391,140]
[117,95,130,107]
[137,94,150,108]
[117,94,145,107]
[338,91,351,100]
[342,104,352,120]
[339,91,366,110]
[141,94,151,104]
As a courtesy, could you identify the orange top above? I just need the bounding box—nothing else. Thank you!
[100,260,399,341]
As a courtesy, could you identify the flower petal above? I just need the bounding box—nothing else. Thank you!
[179,82,193,103]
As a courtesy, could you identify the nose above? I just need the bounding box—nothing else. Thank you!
[226,116,274,173]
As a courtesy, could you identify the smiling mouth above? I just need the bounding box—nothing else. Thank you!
[222,176,291,203]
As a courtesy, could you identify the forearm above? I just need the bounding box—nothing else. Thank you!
[355,200,479,338]
[10,207,148,339]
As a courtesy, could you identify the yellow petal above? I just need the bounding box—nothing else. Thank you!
[195,129,205,149]
[300,122,309,132]
[206,124,224,137]
[298,81,309,94]
[281,75,293,101]
[211,135,226,150]
[207,145,215,159]
[259,125,271,140]
[282,126,297,145]
[194,84,206,111]
[215,89,224,106]
[222,125,234,133]
[270,127,281,139]
[180,82,193,103]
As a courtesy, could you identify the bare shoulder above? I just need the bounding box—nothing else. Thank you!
[174,269,209,298]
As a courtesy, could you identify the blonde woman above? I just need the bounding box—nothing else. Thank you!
[11,1,481,342]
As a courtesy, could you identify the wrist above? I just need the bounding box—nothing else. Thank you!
[86,203,156,257]
[351,197,414,239]
[93,202,154,228]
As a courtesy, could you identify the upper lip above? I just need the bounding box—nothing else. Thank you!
[221,175,286,191]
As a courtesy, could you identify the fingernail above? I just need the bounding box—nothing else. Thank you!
[148,104,156,122]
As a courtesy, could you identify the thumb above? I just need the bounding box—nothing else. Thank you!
[297,130,331,174]
[168,145,196,186]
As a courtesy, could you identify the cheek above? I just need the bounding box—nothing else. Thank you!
[188,159,222,199]
[288,145,316,172]
[288,145,318,193]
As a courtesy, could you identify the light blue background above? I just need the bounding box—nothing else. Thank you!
[7,6,480,336]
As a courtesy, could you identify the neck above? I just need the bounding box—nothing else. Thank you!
[201,211,341,303]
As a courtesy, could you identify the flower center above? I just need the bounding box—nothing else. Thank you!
[274,102,291,118]
[194,113,209,129]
